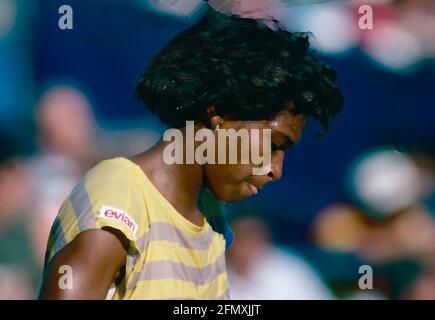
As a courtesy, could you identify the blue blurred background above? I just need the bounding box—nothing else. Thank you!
[1,0,435,299]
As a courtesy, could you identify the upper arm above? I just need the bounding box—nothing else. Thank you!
[40,159,148,299]
[39,227,129,300]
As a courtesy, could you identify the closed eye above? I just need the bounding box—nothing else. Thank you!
[272,137,294,152]
[271,143,280,152]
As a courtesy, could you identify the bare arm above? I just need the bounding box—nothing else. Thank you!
[39,227,129,300]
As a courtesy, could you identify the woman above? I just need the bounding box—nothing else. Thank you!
[39,7,344,300]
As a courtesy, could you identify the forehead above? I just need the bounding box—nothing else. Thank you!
[228,110,307,144]
[267,110,307,144]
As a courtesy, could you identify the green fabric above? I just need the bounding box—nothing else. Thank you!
[199,188,233,250]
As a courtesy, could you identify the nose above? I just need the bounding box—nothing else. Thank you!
[267,151,284,181]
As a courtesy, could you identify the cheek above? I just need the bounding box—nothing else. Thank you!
[203,164,252,200]
[204,164,242,187]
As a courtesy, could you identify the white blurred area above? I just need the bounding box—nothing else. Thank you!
[227,216,334,299]
[349,148,434,215]
[138,0,435,73]
[134,0,206,19]
[345,148,435,263]
[149,0,204,17]
[312,147,435,299]
[282,0,435,72]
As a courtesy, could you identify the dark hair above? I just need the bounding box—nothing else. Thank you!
[135,9,344,133]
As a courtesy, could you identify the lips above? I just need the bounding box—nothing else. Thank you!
[247,183,258,195]
[244,176,270,197]
[247,179,268,190]
[246,180,268,196]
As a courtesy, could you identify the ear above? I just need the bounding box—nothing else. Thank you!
[206,105,224,129]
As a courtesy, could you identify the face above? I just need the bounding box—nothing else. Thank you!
[37,86,95,159]
[203,109,307,203]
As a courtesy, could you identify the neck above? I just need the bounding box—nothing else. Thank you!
[130,137,205,224]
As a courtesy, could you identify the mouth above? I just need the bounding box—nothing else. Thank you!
[243,177,269,197]
[247,183,258,195]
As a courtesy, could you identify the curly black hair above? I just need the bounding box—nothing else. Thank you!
[135,8,344,134]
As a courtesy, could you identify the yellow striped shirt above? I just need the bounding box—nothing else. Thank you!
[43,157,230,300]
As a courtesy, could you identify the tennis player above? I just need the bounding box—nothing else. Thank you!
[39,7,344,300]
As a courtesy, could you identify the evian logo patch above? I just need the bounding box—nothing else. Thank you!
[98,205,138,237]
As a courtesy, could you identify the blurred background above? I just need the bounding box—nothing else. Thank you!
[0,0,434,299]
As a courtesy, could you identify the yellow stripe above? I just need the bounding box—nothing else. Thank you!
[48,244,56,262]
[122,272,229,300]
[135,239,225,269]
[85,167,151,239]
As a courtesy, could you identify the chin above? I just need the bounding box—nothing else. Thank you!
[209,189,241,204]
[217,190,252,203]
